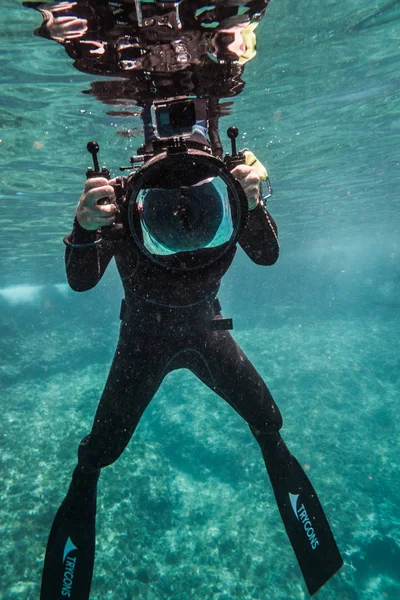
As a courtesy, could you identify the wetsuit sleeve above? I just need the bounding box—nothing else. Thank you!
[64,218,115,291]
[237,204,279,265]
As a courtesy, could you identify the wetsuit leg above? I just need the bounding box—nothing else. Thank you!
[78,323,168,470]
[40,323,172,600]
[179,328,283,433]
[182,328,343,595]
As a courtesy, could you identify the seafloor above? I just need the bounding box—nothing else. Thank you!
[1,291,399,600]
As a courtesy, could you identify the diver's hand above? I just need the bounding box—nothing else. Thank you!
[38,3,88,43]
[48,15,88,42]
[231,164,260,210]
[76,177,118,231]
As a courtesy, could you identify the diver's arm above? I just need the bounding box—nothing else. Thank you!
[237,203,279,265]
[63,177,118,291]
[64,219,115,291]
[231,163,279,265]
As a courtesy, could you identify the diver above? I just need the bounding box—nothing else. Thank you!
[25,1,343,597]
[40,121,342,600]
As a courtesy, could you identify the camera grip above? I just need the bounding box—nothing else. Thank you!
[95,177,124,206]
[225,153,246,171]
[224,126,246,170]
[86,141,110,180]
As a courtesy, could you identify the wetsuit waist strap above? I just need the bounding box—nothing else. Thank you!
[119,298,233,330]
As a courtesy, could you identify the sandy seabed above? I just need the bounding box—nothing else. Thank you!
[1,316,399,600]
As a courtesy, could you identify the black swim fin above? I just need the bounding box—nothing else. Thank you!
[40,466,100,600]
[258,434,343,596]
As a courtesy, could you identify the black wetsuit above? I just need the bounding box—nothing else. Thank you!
[41,199,342,600]
[65,203,282,474]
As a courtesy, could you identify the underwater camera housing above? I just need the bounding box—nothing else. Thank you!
[86,98,249,270]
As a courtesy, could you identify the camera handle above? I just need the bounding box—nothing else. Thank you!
[86,141,111,180]
[85,141,126,237]
[86,140,125,202]
[224,126,246,170]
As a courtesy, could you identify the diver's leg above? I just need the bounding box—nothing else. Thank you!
[40,324,168,600]
[187,329,343,595]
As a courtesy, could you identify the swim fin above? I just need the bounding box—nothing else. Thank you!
[258,434,343,596]
[40,466,100,600]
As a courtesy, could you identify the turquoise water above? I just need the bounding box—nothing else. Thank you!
[1,0,399,598]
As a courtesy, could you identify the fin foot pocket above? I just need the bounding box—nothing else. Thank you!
[40,470,99,600]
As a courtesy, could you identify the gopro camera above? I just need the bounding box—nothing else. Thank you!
[151,98,197,139]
